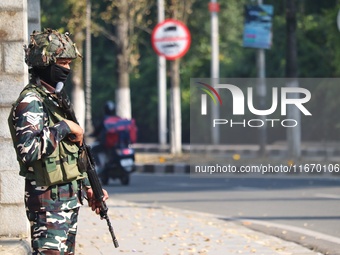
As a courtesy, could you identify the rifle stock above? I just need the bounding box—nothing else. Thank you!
[55,82,119,248]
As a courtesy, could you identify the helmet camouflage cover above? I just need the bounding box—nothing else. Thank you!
[24,28,82,67]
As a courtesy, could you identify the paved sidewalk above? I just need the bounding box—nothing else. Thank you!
[0,198,326,255]
[76,199,322,255]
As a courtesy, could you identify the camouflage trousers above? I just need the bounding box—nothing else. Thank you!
[27,208,80,255]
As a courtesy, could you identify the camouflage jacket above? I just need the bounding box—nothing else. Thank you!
[9,83,70,165]
[8,82,86,211]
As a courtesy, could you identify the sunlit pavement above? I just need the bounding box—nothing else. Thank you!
[76,199,324,255]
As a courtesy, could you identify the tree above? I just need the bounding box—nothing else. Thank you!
[166,0,195,154]
[66,1,87,129]
[93,0,153,119]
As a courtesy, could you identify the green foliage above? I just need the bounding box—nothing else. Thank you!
[90,36,117,125]
[130,45,159,143]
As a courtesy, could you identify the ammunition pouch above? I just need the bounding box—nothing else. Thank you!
[30,140,82,186]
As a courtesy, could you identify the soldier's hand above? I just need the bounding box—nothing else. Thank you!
[86,188,109,215]
[63,119,83,145]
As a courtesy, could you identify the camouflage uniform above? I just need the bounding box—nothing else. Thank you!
[25,180,80,255]
[8,29,86,255]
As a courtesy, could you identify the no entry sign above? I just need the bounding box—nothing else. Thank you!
[151,19,191,60]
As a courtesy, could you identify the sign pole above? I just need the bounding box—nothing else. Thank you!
[210,1,220,145]
[256,0,267,156]
[157,0,167,146]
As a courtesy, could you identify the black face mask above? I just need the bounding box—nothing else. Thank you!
[33,64,71,87]
[51,64,71,85]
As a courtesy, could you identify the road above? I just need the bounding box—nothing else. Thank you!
[105,173,340,239]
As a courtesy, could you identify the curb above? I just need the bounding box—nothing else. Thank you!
[0,238,30,255]
[135,163,190,174]
[231,218,340,255]
[132,143,340,159]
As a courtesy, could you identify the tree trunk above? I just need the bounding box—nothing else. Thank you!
[170,59,182,154]
[71,30,85,130]
[115,1,131,119]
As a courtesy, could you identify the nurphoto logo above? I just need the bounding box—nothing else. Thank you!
[196,81,312,128]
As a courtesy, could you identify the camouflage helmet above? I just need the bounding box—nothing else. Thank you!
[24,28,82,67]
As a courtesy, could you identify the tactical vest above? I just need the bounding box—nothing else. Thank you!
[8,83,85,186]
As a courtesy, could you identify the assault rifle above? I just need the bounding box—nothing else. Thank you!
[55,82,119,248]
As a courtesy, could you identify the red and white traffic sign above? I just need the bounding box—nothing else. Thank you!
[151,19,191,60]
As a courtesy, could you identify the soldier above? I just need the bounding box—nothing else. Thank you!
[8,29,108,255]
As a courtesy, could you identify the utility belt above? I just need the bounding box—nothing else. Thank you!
[25,178,84,214]
[49,179,82,201]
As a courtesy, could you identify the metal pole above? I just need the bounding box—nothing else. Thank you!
[158,0,167,146]
[286,0,301,159]
[85,0,93,134]
[210,0,220,145]
[257,0,266,155]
